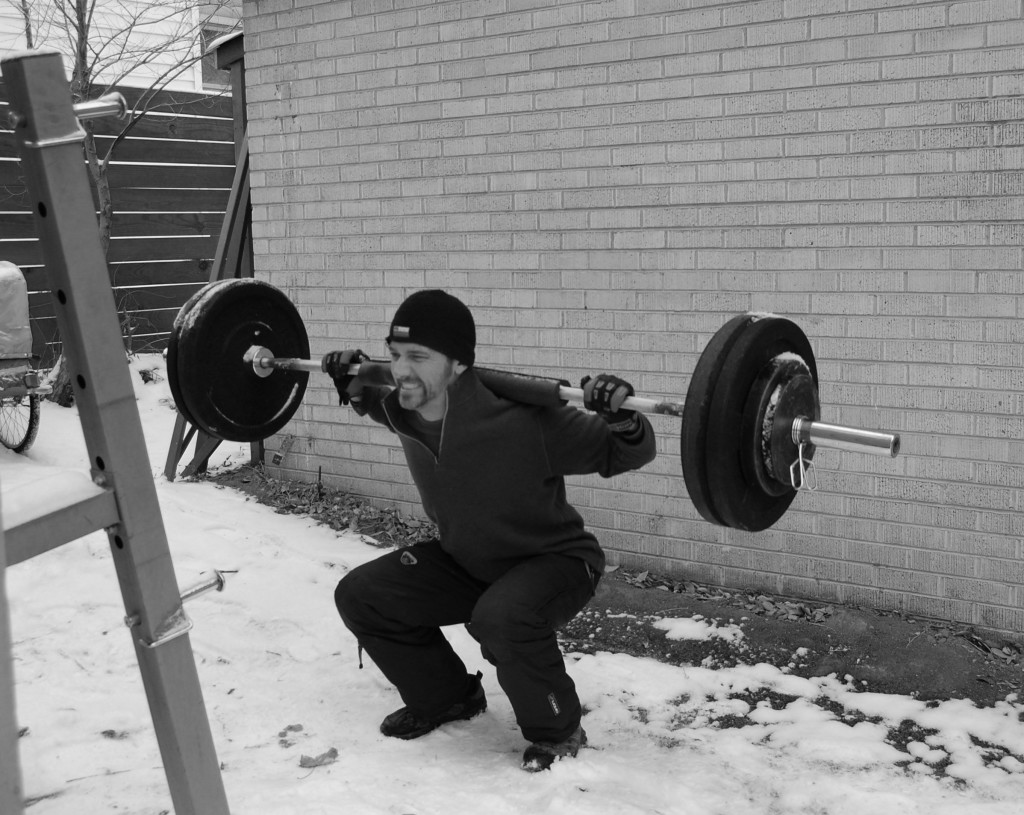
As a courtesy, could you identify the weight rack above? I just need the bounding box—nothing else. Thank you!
[0,50,229,814]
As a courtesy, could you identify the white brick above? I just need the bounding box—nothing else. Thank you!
[239,0,1024,641]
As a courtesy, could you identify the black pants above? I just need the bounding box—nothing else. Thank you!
[335,540,598,743]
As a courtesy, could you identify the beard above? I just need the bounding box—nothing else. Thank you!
[395,359,457,414]
[397,381,427,410]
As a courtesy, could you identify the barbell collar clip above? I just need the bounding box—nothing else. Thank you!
[789,443,818,492]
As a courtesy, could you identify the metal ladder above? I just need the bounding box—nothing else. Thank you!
[0,49,230,815]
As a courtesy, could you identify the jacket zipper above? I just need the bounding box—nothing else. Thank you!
[383,395,449,464]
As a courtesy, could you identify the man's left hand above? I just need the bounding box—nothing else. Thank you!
[581,374,640,433]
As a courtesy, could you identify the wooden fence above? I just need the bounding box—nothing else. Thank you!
[0,82,234,367]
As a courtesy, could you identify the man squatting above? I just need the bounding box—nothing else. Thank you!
[325,289,657,771]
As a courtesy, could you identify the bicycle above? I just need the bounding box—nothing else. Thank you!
[0,260,50,454]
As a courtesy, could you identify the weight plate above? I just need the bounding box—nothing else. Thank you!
[740,357,820,499]
[166,282,212,431]
[171,278,310,442]
[681,314,758,527]
[765,368,820,489]
[704,316,817,531]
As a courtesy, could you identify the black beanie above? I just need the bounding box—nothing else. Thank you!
[386,289,476,367]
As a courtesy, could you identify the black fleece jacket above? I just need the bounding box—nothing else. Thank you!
[359,369,657,584]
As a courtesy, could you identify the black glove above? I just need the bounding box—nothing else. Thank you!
[322,349,368,410]
[581,373,639,434]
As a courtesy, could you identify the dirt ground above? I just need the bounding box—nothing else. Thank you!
[563,570,1023,708]
[206,464,1023,709]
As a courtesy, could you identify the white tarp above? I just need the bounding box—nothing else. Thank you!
[0,260,32,360]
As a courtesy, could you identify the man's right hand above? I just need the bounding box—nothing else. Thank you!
[322,349,368,408]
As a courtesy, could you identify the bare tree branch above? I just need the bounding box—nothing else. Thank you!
[7,0,240,403]
[18,0,34,47]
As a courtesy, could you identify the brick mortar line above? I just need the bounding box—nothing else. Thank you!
[274,6,1007,41]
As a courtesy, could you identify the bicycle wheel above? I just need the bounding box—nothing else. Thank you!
[0,394,41,453]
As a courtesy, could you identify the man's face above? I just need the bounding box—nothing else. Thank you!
[389,341,461,420]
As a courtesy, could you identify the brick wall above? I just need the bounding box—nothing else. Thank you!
[240,0,1024,639]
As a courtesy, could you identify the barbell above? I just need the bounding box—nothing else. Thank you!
[167,278,900,532]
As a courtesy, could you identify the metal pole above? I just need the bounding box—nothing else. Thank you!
[3,49,230,815]
[179,571,227,604]
[72,92,127,121]
[0,490,25,815]
[246,346,902,459]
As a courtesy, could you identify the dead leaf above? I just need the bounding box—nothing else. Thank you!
[299,748,338,769]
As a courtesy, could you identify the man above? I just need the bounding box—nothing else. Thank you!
[324,289,656,771]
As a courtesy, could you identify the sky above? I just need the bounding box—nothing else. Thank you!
[2,353,1023,815]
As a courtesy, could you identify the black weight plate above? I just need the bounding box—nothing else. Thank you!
[174,279,310,442]
[681,314,759,527]
[166,282,214,430]
[765,370,820,489]
[705,316,817,532]
[740,357,819,498]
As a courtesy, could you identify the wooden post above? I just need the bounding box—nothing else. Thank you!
[165,30,261,480]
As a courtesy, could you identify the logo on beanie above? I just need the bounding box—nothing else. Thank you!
[393,325,410,338]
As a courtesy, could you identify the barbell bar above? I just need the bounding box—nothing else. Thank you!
[72,92,127,121]
[167,278,901,532]
[243,345,899,458]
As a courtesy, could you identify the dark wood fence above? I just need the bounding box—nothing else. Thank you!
[0,82,234,367]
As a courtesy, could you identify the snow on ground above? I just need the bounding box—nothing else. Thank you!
[2,353,1023,815]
